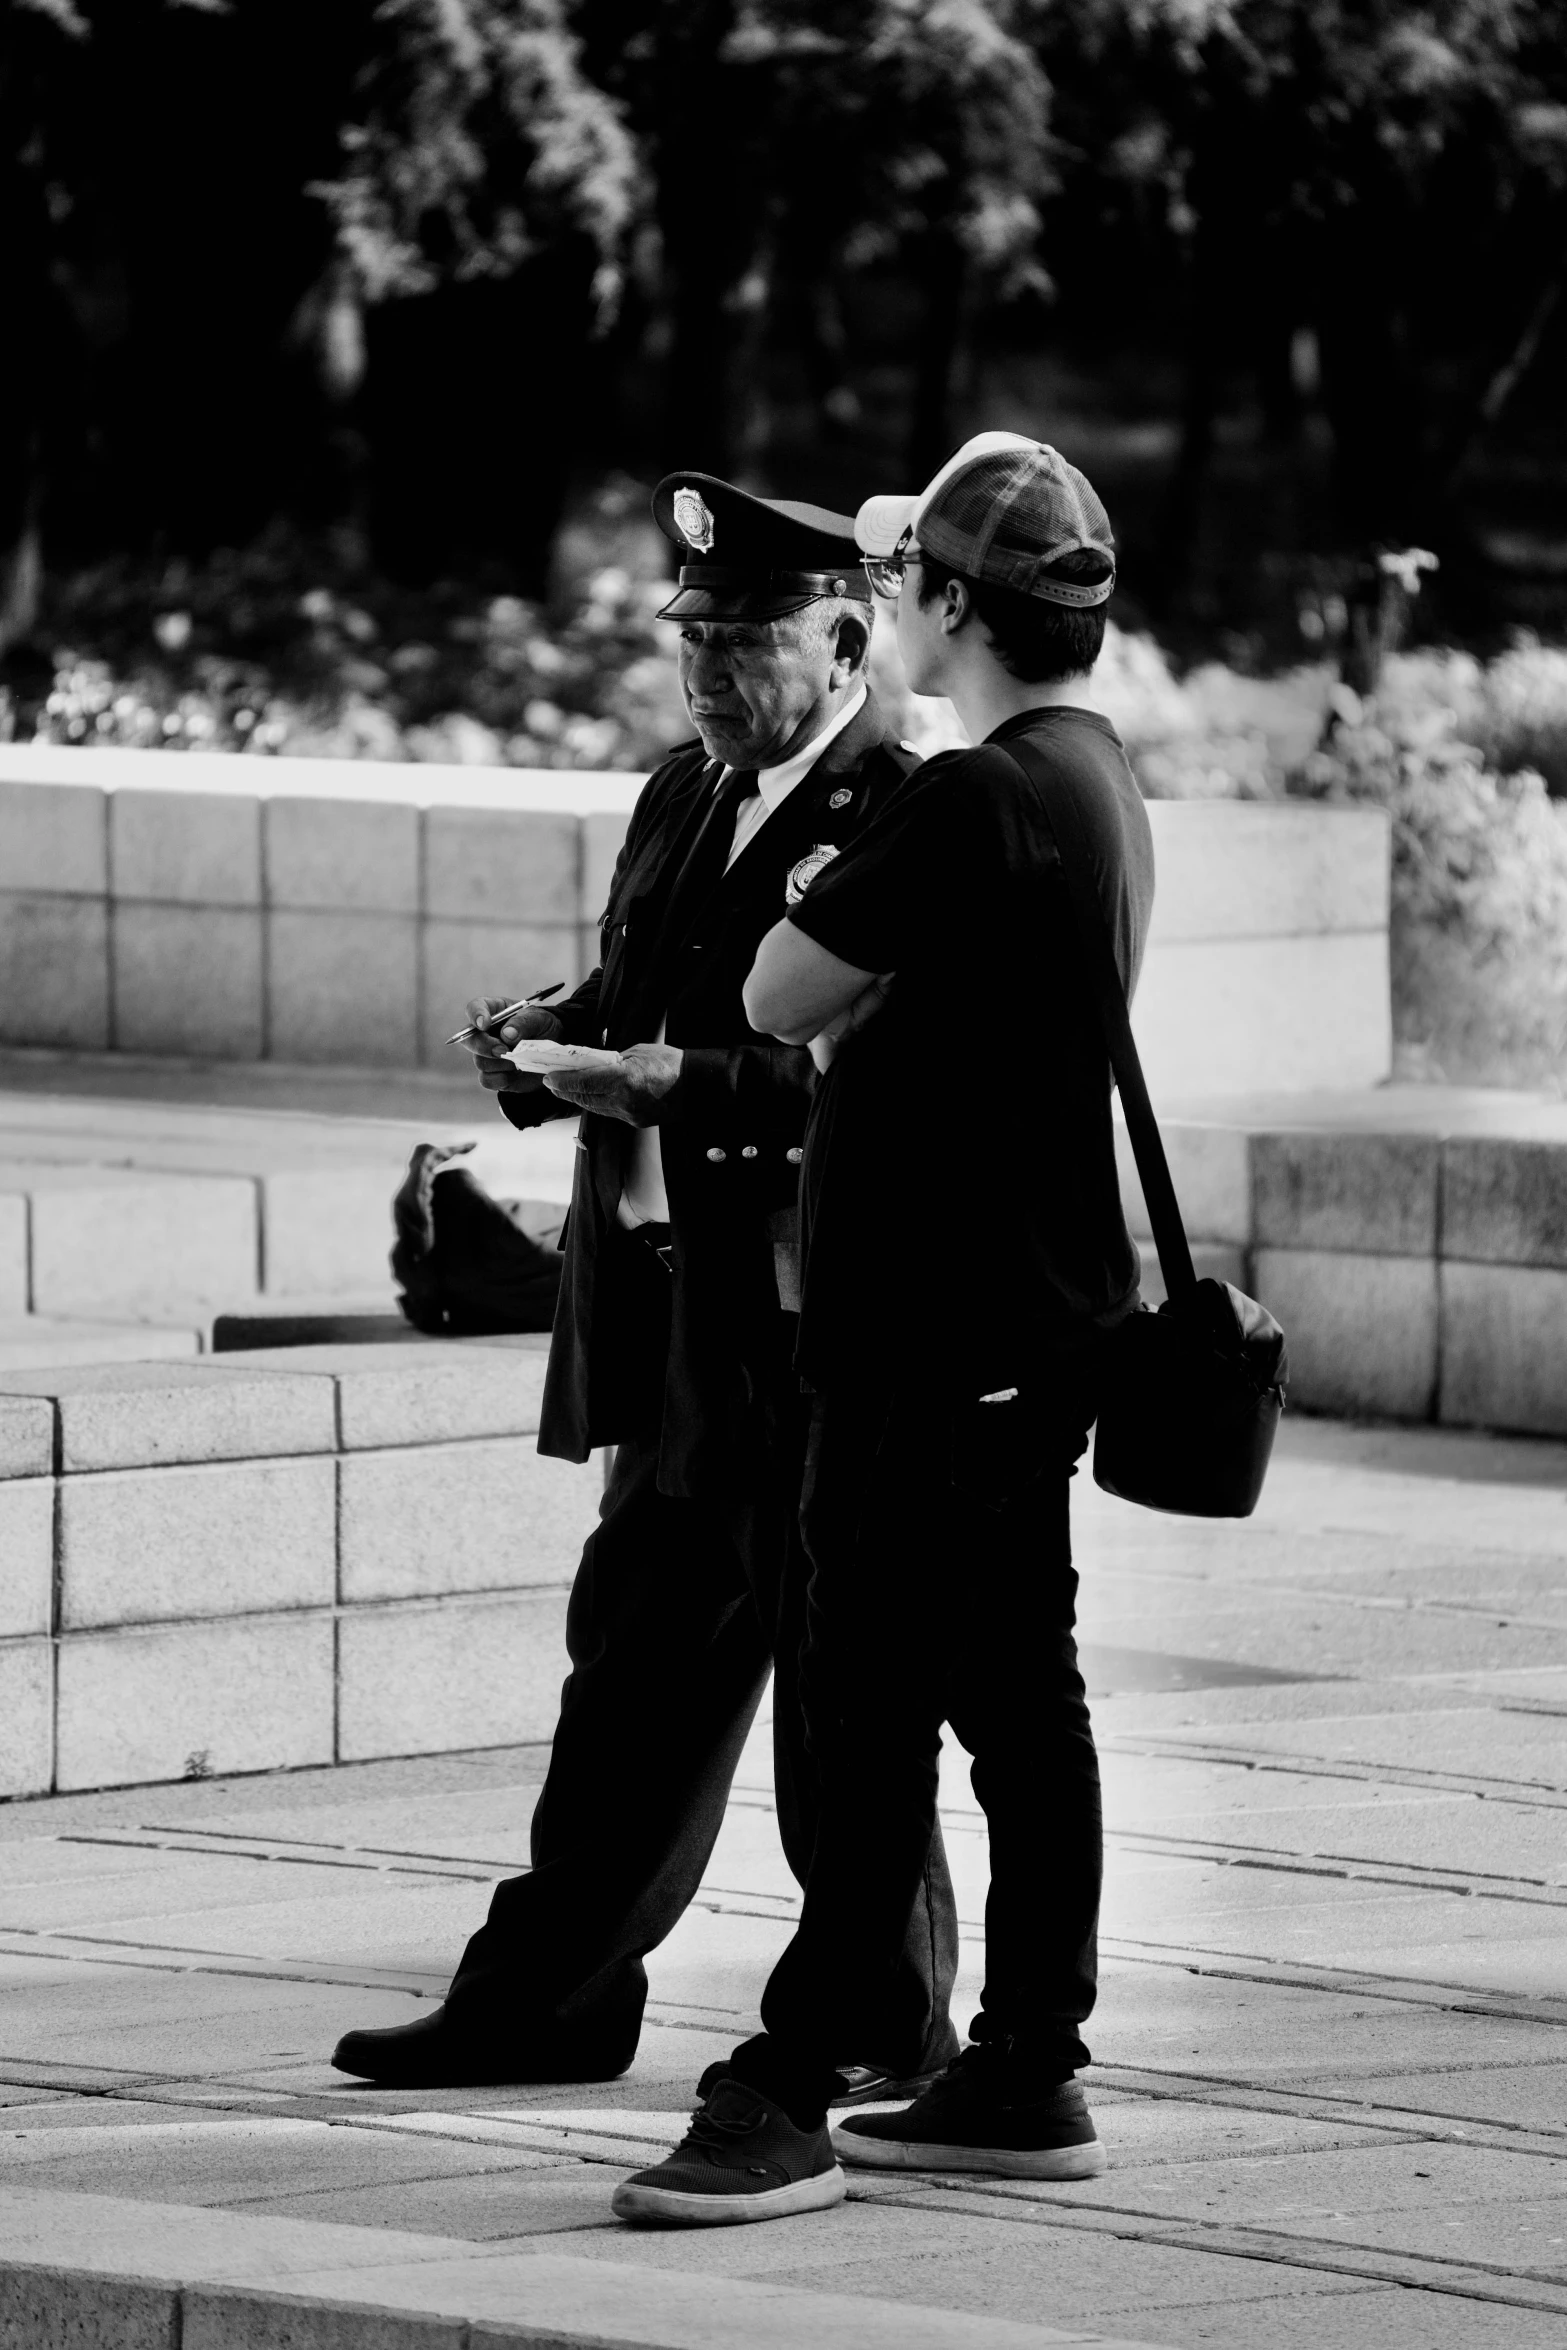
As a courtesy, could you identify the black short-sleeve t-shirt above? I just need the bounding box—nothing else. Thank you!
[787,705,1155,1392]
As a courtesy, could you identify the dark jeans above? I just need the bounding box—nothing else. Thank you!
[447,1260,959,2064]
[749,1349,1105,2099]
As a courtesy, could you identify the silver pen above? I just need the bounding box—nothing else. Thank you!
[446,980,566,1048]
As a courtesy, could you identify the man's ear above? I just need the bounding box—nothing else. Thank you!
[940,577,972,636]
[834,610,873,679]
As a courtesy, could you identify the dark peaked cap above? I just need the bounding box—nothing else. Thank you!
[653,472,872,623]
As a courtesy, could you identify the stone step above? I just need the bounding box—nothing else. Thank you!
[0,1161,257,1319]
[0,1317,203,1370]
[0,2186,1175,2350]
[0,1336,581,1796]
[209,1290,413,1350]
[0,1084,576,1325]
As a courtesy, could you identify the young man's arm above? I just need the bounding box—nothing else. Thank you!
[743,918,881,1045]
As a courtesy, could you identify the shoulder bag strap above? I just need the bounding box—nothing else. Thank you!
[997,737,1197,1305]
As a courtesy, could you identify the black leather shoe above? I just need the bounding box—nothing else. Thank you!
[831,2017,964,2107]
[699,2019,964,2112]
[331,2004,637,2088]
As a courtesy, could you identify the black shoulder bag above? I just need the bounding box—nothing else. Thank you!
[1002,739,1288,1518]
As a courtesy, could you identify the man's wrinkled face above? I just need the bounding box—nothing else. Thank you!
[675,616,837,769]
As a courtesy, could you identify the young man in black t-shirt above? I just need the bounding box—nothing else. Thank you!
[612,434,1155,2227]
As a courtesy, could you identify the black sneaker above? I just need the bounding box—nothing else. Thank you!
[833,2048,1106,2180]
[611,2076,846,2226]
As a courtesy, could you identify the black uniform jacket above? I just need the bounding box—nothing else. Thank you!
[502,692,917,1498]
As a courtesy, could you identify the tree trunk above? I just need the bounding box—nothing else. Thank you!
[1152,208,1224,613]
[908,228,966,483]
[0,519,42,657]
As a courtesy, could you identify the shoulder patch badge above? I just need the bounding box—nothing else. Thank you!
[672,487,715,553]
[786,842,841,906]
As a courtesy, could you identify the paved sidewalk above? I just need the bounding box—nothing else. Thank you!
[2,1415,1566,2345]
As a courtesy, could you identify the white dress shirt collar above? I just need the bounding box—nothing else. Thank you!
[739,682,868,812]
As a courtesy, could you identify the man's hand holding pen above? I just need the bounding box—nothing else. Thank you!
[455,983,682,1124]
[458,995,564,1094]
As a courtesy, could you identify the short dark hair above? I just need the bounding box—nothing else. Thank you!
[916,547,1111,681]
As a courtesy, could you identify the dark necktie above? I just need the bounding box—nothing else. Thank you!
[664,766,760,936]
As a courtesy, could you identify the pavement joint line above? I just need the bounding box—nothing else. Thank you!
[0,1935,445,1994]
[1,1926,444,1978]
[1090,2065,1567,2156]
[66,2066,1567,2168]
[12,1918,1567,2027]
[1105,1828,1566,1902]
[855,2183,1567,2318]
[1100,1732,1567,1806]
[1097,1934,1567,2022]
[13,2059,1558,2164]
[138,1824,538,1868]
[1093,1563,1567,1636]
[56,1829,497,1880]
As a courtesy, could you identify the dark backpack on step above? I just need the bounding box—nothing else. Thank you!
[391,1142,563,1336]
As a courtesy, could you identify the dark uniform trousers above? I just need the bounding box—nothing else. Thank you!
[444,1233,961,2063]
[751,1342,1108,2091]
[441,698,958,2064]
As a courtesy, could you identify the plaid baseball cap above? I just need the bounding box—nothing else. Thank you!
[855,432,1115,608]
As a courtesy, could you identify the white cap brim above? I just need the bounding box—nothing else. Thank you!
[853,431,1044,557]
[854,494,921,558]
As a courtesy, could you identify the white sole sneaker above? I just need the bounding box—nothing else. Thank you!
[611,2163,848,2225]
[832,2128,1107,2181]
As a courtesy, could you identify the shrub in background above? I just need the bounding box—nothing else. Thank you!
[1086,626,1567,1094]
[3,531,689,773]
[1299,686,1567,1094]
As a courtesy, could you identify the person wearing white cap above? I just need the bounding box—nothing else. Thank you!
[612,434,1155,2225]
[332,468,959,2105]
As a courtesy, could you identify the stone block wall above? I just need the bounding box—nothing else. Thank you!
[1135,802,1391,1095]
[0,746,1392,1096]
[0,1339,600,1798]
[0,752,640,1070]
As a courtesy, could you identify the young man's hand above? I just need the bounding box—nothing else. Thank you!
[459,998,563,1094]
[545,1041,683,1126]
[808,973,895,1073]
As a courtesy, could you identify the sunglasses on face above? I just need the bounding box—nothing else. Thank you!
[862,526,922,600]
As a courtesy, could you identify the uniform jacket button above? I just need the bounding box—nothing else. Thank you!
[706,1146,727,1163]
[741,1145,758,1159]
[786,1147,803,1165]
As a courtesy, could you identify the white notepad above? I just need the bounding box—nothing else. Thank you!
[504,1039,625,1074]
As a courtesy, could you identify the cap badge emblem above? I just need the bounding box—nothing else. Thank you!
[786,843,841,907]
[673,487,715,553]
[828,787,852,810]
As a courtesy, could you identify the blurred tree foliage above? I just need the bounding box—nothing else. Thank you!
[4,0,1567,648]
[1040,0,1567,608]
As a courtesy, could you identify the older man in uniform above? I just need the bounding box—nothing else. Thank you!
[333,474,959,2091]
